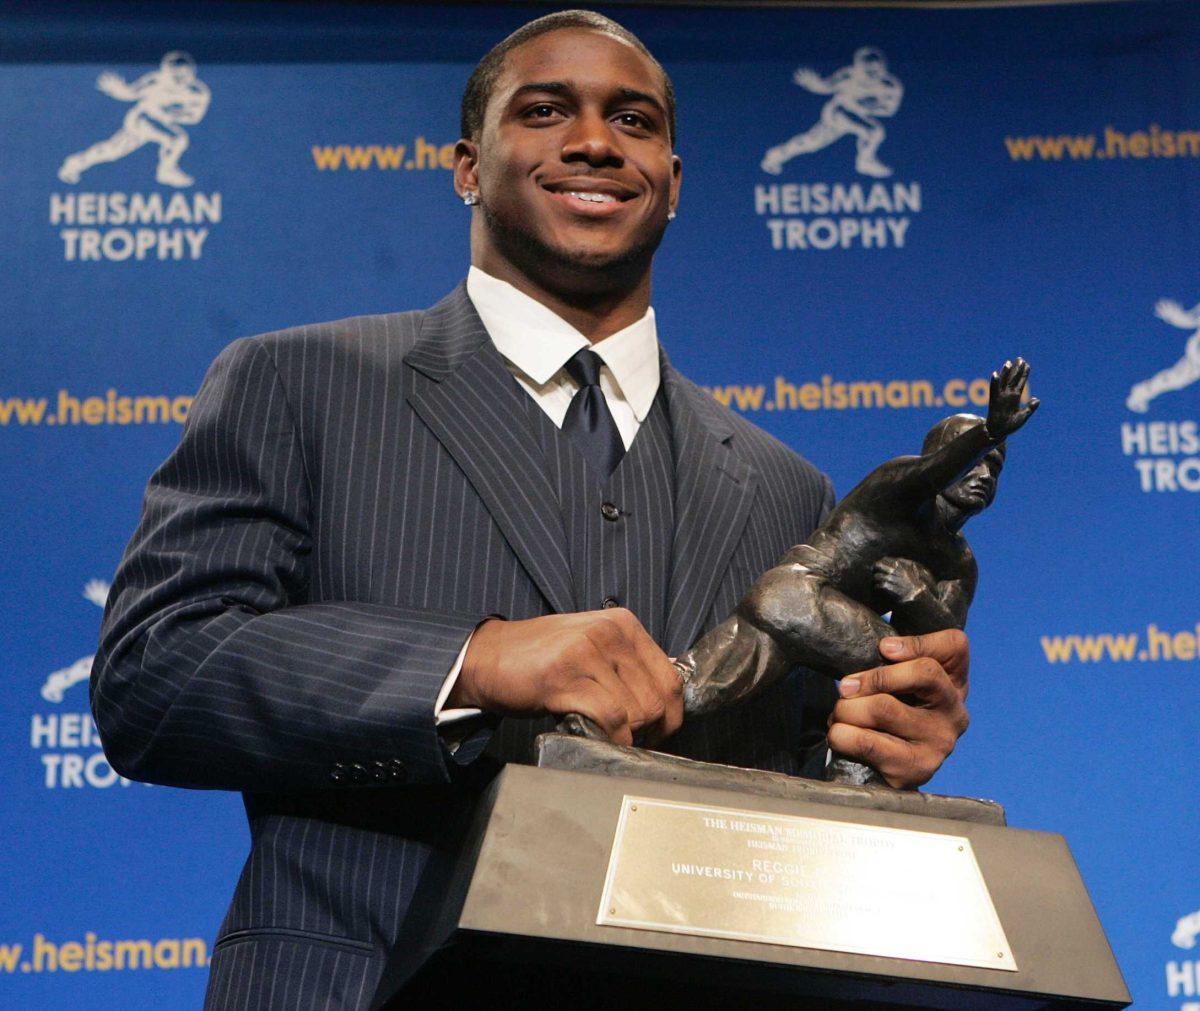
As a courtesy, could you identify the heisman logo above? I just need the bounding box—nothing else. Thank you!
[57,52,210,188]
[39,579,109,704]
[1127,298,1200,413]
[752,47,918,252]
[761,47,904,179]
[1175,909,1200,950]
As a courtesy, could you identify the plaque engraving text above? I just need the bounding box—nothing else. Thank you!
[597,797,1016,971]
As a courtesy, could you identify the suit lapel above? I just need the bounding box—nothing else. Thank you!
[662,360,758,656]
[405,285,574,615]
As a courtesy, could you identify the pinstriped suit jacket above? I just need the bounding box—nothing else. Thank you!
[92,284,836,1009]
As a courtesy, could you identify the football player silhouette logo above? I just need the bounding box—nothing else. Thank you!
[762,47,903,179]
[58,52,210,188]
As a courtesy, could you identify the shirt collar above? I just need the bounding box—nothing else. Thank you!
[466,265,661,422]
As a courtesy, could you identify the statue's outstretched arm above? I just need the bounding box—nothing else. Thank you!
[912,359,1039,496]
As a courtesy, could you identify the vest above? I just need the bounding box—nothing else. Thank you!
[485,388,676,763]
[530,385,676,636]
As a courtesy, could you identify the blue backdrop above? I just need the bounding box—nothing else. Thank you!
[2,1,1197,1005]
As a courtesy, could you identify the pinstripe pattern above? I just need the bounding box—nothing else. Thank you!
[534,385,675,627]
[487,387,678,765]
[92,284,835,1009]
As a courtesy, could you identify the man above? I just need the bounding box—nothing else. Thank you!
[93,11,970,1008]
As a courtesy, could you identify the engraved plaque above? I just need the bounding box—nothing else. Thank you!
[597,796,1016,971]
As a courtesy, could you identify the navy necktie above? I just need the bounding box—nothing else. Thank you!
[562,348,625,478]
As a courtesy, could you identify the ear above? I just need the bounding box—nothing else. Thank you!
[668,153,682,217]
[454,139,480,199]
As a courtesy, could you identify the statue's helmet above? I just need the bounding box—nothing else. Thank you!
[923,414,1006,517]
[853,47,888,72]
[160,51,197,80]
[922,413,987,454]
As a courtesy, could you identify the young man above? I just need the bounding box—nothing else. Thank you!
[93,11,969,1008]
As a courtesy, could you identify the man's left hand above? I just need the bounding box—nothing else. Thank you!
[826,629,970,790]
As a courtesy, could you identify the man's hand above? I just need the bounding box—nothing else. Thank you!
[449,609,684,747]
[827,629,970,790]
[985,358,1039,441]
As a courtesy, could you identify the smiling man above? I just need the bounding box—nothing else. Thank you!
[93,11,970,1008]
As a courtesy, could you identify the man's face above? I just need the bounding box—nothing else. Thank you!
[942,447,1005,515]
[457,28,681,293]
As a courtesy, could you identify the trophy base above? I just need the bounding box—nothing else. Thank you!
[372,740,1128,1009]
[535,732,1007,826]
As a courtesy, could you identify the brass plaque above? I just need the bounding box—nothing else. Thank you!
[597,796,1016,971]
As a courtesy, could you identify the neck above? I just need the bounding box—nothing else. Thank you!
[472,252,652,344]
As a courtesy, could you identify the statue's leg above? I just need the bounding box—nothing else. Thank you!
[746,564,892,677]
[744,565,894,786]
[676,612,794,716]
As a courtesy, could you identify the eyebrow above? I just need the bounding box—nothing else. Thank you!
[508,81,667,118]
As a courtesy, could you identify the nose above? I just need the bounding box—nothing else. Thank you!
[561,110,623,168]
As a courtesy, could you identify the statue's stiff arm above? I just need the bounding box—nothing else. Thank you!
[907,422,997,500]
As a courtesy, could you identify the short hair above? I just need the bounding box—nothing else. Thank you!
[460,10,676,146]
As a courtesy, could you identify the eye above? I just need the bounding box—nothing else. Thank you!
[614,111,652,131]
[523,103,562,122]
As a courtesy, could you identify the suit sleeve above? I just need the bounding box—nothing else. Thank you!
[817,473,836,526]
[92,336,492,793]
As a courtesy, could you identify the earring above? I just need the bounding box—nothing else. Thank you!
[667,208,676,221]
[462,191,479,207]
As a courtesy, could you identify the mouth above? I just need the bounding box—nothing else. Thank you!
[963,481,994,503]
[541,178,638,217]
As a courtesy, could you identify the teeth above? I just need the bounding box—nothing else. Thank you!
[566,191,617,204]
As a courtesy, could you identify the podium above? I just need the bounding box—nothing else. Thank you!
[373,739,1130,1009]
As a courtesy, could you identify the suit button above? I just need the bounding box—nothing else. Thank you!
[602,596,619,609]
[371,761,388,784]
[389,759,408,782]
[329,762,347,784]
[349,763,368,785]
[600,502,620,522]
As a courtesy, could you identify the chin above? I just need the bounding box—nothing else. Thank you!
[484,202,664,285]
[946,494,981,515]
[555,243,640,271]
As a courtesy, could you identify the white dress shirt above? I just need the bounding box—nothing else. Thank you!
[434,266,663,726]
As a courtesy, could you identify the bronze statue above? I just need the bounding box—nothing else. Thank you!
[670,358,1038,782]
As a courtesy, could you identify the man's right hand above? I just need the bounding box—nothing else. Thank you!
[448,610,684,747]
